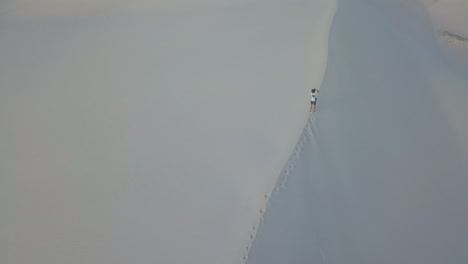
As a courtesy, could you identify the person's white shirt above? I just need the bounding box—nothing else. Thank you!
[311,92,317,102]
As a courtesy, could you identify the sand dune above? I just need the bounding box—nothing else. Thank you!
[0,1,335,263]
[1,0,467,263]
[247,0,468,263]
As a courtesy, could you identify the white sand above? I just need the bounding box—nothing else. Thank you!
[247,0,468,263]
[420,0,468,37]
[2,0,467,263]
[420,0,468,49]
[419,0,468,159]
[0,0,336,263]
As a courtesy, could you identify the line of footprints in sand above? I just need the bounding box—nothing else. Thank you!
[242,120,313,262]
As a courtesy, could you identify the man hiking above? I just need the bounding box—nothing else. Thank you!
[309,88,320,113]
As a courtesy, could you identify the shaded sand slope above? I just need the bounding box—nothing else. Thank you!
[247,0,468,263]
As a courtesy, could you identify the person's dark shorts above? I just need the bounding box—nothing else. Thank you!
[310,100,316,105]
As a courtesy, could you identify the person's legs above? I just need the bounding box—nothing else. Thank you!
[311,102,317,112]
[310,102,313,112]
